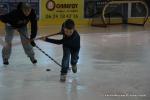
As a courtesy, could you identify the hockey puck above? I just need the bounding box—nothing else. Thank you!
[46,69,51,71]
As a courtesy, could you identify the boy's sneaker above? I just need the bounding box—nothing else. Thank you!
[60,74,67,82]
[72,64,77,73]
[3,59,9,65]
[30,57,37,64]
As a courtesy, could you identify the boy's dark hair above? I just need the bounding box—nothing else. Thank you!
[64,19,75,29]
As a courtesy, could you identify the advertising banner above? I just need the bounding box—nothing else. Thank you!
[41,0,84,19]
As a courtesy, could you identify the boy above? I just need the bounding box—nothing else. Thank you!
[41,19,80,82]
[0,2,38,65]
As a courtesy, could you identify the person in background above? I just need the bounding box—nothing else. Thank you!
[0,2,38,65]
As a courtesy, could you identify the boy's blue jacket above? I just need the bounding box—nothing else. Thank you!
[45,24,80,50]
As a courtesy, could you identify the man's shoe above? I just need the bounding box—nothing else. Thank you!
[3,59,9,65]
[30,57,37,64]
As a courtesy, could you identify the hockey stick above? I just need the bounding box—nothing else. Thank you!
[0,33,60,47]
[21,33,62,68]
[35,45,62,67]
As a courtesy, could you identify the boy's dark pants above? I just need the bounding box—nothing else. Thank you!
[61,46,79,75]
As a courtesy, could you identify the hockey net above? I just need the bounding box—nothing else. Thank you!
[90,0,149,27]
